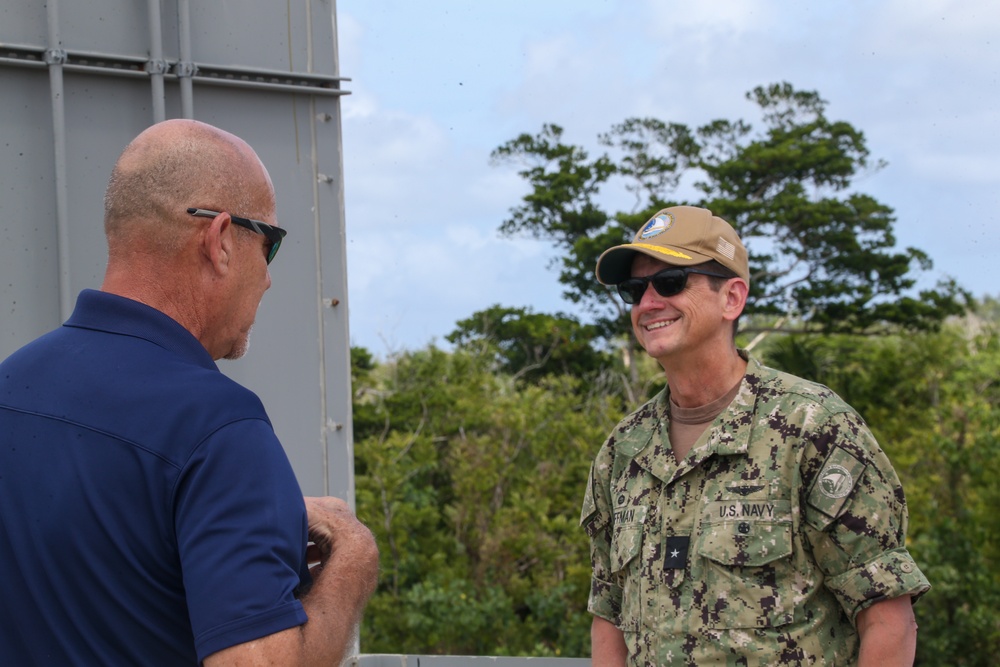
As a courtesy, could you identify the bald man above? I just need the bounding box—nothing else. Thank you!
[0,120,378,665]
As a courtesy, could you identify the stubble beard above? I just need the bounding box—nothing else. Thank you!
[223,326,252,360]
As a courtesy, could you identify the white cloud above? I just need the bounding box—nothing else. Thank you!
[645,0,775,32]
[909,153,1000,184]
[873,0,1000,49]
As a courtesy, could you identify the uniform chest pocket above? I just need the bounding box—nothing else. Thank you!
[695,499,797,629]
[611,525,642,573]
[610,503,647,573]
[608,505,648,633]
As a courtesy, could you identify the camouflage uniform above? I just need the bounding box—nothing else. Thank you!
[581,354,930,666]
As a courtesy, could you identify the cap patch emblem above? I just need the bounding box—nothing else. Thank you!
[639,212,674,239]
[716,237,736,260]
[819,464,854,499]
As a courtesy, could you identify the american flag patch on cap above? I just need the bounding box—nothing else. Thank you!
[716,237,736,260]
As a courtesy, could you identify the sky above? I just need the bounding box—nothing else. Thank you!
[335,0,1000,356]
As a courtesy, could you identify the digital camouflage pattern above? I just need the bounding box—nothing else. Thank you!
[581,354,930,666]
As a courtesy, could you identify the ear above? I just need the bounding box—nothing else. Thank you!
[201,211,234,275]
[722,278,749,323]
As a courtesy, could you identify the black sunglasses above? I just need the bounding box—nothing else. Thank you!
[187,208,288,265]
[617,267,733,304]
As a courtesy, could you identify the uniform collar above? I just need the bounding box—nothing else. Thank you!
[618,351,769,485]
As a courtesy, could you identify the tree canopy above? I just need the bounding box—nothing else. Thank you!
[352,344,627,656]
[446,305,614,383]
[490,82,969,343]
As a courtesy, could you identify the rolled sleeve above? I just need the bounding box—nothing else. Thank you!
[587,573,623,623]
[825,547,930,621]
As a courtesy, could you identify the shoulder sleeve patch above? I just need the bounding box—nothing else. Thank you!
[807,445,868,521]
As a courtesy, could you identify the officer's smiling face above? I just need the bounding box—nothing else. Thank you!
[629,254,729,365]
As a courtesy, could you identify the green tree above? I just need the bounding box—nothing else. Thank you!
[697,83,968,332]
[447,305,615,383]
[490,82,968,343]
[352,344,625,656]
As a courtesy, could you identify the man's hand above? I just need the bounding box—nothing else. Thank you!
[304,496,379,589]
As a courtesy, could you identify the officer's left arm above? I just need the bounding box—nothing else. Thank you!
[800,410,930,625]
[856,595,918,666]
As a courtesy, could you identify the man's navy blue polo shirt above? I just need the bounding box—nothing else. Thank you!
[0,290,310,665]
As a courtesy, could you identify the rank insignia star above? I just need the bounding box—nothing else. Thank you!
[663,536,690,570]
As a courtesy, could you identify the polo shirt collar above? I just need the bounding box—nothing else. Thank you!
[64,289,218,371]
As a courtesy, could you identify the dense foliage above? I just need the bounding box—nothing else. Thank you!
[352,345,630,656]
[353,309,1000,662]
[446,305,614,383]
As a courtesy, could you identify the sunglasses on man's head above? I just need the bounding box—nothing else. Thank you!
[187,208,288,265]
[616,267,733,304]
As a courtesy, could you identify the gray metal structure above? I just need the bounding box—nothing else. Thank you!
[0,0,354,501]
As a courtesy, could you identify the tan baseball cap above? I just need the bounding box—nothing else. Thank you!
[595,205,749,284]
